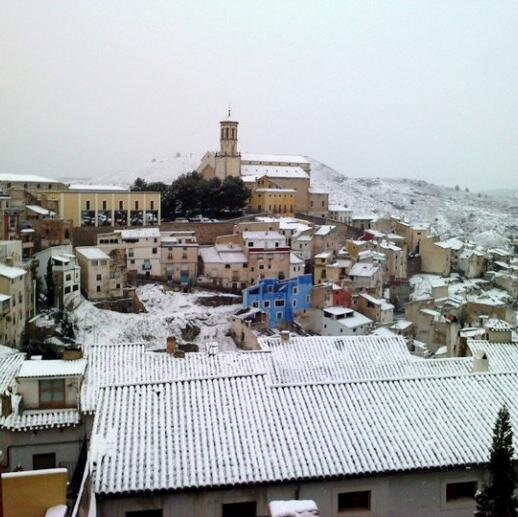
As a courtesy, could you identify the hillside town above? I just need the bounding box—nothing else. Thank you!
[0,114,516,516]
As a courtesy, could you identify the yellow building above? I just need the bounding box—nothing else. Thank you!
[1,468,68,517]
[249,177,295,215]
[44,185,161,228]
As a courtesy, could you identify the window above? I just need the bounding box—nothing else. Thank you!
[222,501,256,517]
[96,274,102,281]
[102,200,107,210]
[263,301,270,308]
[276,311,283,320]
[33,453,56,470]
[225,264,231,269]
[65,286,71,294]
[247,241,254,247]
[150,200,154,210]
[119,200,124,210]
[293,287,298,294]
[275,299,284,307]
[293,300,297,307]
[252,301,259,308]
[39,379,65,408]
[259,264,264,270]
[135,201,139,210]
[152,248,157,254]
[96,286,101,292]
[338,490,371,512]
[86,200,91,210]
[446,481,477,502]
[126,511,163,517]
[73,285,79,291]
[65,273,71,281]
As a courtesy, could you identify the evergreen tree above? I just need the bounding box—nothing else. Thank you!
[475,405,518,516]
[130,177,147,191]
[45,258,55,310]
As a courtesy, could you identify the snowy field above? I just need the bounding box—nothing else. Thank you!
[73,284,241,351]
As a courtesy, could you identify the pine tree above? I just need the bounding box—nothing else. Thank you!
[475,405,518,516]
[46,258,55,309]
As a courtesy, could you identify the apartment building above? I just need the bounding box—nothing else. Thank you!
[34,245,81,310]
[160,231,199,286]
[0,263,27,346]
[76,247,125,300]
[98,228,161,278]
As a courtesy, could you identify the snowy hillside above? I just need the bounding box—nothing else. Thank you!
[60,153,516,243]
[309,157,517,243]
[60,153,200,187]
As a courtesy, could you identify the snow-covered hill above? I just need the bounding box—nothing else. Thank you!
[309,157,517,244]
[60,154,516,244]
[59,153,200,187]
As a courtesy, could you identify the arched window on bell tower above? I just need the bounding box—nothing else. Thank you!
[219,114,239,156]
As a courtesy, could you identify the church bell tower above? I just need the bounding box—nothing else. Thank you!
[219,108,239,157]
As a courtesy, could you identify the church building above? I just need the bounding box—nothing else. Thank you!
[197,113,329,217]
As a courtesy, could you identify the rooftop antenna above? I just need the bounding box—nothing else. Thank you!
[227,103,232,119]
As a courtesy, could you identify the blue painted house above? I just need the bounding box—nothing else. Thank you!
[242,274,313,328]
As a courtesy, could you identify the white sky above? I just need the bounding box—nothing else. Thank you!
[1,1,517,189]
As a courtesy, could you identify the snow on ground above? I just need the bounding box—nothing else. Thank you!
[73,284,241,351]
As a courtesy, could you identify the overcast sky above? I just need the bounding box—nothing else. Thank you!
[1,1,517,190]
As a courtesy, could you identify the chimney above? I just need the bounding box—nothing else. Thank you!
[206,342,219,356]
[63,345,83,360]
[166,336,176,354]
[1,390,12,417]
[472,351,489,373]
[280,330,290,343]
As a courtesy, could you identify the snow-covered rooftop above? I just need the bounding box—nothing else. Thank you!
[436,237,464,250]
[349,262,379,277]
[199,246,247,264]
[1,408,80,431]
[75,247,111,261]
[255,188,296,193]
[26,204,56,216]
[328,204,350,212]
[120,228,160,240]
[290,252,304,265]
[91,356,518,494]
[242,230,284,240]
[0,174,60,184]
[0,347,25,393]
[241,166,309,180]
[67,184,128,192]
[0,263,26,279]
[241,153,309,164]
[17,359,87,379]
[314,225,334,236]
